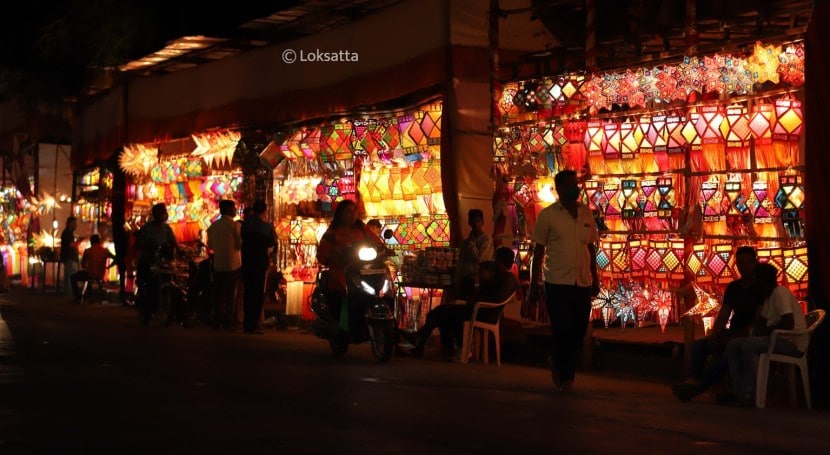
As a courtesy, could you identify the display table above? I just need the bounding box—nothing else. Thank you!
[30,260,62,294]
[396,281,454,332]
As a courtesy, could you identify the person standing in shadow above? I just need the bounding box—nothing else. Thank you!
[241,200,277,334]
[207,200,242,330]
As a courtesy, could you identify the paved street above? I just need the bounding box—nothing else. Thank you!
[1,286,829,454]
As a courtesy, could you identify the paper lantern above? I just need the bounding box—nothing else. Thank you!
[665,114,687,154]
[775,175,804,210]
[645,240,670,281]
[749,103,774,145]
[601,239,628,279]
[707,243,737,285]
[772,97,804,141]
[629,239,647,278]
[584,180,605,211]
[119,144,158,177]
[619,119,641,159]
[752,181,773,223]
[638,115,656,153]
[681,112,701,152]
[757,246,785,273]
[694,104,725,145]
[603,121,621,160]
[720,104,751,148]
[657,177,675,219]
[321,121,353,162]
[700,179,722,222]
[651,115,669,153]
[498,83,520,123]
[640,179,658,217]
[746,41,782,85]
[686,243,709,282]
[542,122,568,150]
[584,120,605,157]
[724,180,744,216]
[782,246,808,293]
[603,181,621,220]
[620,179,640,219]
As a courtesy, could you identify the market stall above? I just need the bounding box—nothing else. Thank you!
[262,100,453,326]
[119,130,245,244]
[493,40,807,331]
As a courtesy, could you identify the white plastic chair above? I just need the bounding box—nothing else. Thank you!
[460,292,515,366]
[755,309,826,409]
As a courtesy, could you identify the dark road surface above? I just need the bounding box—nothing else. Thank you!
[1,287,829,454]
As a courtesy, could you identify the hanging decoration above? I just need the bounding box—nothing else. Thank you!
[119,144,158,177]
[191,130,241,168]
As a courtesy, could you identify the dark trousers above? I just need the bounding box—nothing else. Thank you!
[544,283,592,383]
[70,270,95,298]
[213,269,240,329]
[136,263,159,323]
[242,268,267,332]
[418,304,468,350]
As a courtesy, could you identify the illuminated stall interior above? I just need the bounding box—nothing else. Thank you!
[494,41,807,331]
[1,185,34,280]
[262,101,451,321]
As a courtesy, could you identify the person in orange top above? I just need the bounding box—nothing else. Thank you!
[316,200,384,323]
[70,234,116,302]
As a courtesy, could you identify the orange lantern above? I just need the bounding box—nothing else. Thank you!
[664,114,687,154]
[619,119,641,159]
[772,97,804,142]
[782,246,808,294]
[749,102,774,145]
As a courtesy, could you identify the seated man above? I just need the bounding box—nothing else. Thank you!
[721,262,806,405]
[672,246,764,401]
[70,234,116,302]
[405,246,518,358]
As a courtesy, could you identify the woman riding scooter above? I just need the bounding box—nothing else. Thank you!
[316,200,385,326]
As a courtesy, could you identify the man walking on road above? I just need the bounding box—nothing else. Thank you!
[527,170,600,392]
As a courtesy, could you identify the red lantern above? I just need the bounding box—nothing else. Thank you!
[694,104,725,145]
[720,104,751,148]
[603,121,621,160]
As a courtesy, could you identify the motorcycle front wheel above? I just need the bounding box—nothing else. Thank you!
[368,320,395,363]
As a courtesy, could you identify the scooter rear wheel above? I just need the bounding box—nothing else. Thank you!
[369,320,395,363]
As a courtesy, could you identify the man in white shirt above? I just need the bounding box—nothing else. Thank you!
[724,262,806,404]
[207,200,242,330]
[527,170,600,392]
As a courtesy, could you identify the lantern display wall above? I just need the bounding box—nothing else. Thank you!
[495,41,807,328]
[120,130,245,244]
[269,101,450,275]
[73,166,114,233]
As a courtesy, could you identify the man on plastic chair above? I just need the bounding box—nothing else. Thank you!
[404,247,518,359]
[722,263,806,406]
[70,234,116,303]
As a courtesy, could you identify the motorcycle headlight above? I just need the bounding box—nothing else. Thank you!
[359,280,376,295]
[358,246,378,261]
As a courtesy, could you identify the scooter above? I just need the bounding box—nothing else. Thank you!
[309,241,397,362]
